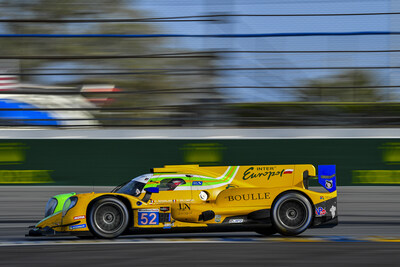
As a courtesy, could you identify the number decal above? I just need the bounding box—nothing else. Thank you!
[138,210,159,225]
[149,213,157,225]
[139,212,148,225]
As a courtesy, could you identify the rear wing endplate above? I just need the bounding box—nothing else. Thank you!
[318,165,336,193]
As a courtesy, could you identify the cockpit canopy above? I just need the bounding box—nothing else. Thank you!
[112,174,153,197]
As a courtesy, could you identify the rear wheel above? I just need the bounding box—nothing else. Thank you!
[272,192,312,236]
[88,197,129,239]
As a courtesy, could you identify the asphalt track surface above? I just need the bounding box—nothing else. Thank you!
[1,186,400,266]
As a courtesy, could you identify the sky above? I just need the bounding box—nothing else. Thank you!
[135,0,393,102]
[21,0,396,102]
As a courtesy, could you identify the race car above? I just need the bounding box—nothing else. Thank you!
[28,164,337,238]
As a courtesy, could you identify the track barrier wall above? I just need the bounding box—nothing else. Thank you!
[0,138,399,186]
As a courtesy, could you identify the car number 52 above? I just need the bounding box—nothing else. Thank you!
[138,211,159,225]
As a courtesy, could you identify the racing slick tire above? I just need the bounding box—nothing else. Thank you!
[88,197,129,239]
[272,192,313,236]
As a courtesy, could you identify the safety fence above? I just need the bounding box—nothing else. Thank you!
[0,7,400,127]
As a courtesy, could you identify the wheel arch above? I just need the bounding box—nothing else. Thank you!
[271,189,315,212]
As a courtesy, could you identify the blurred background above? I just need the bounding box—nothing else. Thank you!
[0,0,399,187]
[0,0,399,127]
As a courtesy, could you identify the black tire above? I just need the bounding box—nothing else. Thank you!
[88,197,129,239]
[255,227,277,236]
[272,192,313,236]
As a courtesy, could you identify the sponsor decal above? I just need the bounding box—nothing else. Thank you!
[192,181,203,186]
[178,203,191,211]
[330,205,336,218]
[283,169,294,174]
[73,215,85,220]
[325,180,333,189]
[320,196,324,200]
[315,207,326,216]
[215,215,222,223]
[155,199,191,204]
[69,224,86,230]
[138,209,159,212]
[225,184,238,189]
[242,167,284,181]
[229,218,244,224]
[163,223,173,229]
[225,192,270,202]
[321,174,336,179]
[152,199,193,204]
[155,199,171,204]
[160,207,170,212]
[318,165,336,193]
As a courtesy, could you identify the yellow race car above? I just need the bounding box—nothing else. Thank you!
[28,164,337,238]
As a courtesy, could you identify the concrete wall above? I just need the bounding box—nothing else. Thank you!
[0,129,399,186]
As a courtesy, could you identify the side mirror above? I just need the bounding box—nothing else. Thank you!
[145,187,159,194]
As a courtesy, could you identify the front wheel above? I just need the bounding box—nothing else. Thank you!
[272,192,313,236]
[88,197,129,239]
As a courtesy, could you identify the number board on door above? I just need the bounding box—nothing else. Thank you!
[138,209,159,225]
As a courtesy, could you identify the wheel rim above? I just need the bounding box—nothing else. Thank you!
[277,199,308,230]
[93,202,125,234]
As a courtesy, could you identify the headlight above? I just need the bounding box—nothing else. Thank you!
[199,191,209,201]
[44,198,58,217]
[62,196,78,217]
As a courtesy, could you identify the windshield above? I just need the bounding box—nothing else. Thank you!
[114,180,146,197]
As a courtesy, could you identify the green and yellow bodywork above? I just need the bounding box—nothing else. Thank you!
[30,164,337,237]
